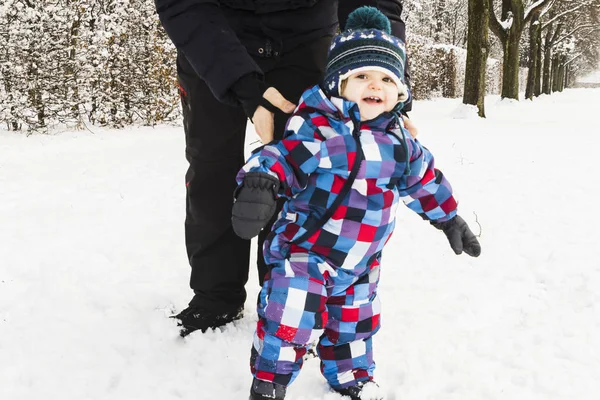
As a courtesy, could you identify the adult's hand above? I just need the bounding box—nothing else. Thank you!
[252,87,296,143]
[403,114,419,139]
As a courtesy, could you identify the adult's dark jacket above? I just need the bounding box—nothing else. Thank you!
[155,0,411,113]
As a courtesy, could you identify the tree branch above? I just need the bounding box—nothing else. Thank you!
[550,23,562,44]
[524,0,554,25]
[564,53,582,66]
[553,24,595,46]
[542,0,593,29]
[488,0,507,40]
[539,0,557,18]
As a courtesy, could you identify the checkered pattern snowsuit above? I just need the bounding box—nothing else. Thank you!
[236,85,457,389]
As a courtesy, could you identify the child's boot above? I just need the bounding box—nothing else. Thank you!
[333,381,383,400]
[249,378,286,400]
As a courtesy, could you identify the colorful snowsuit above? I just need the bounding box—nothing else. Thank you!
[236,84,457,389]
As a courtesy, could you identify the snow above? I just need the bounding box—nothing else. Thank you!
[2,88,600,400]
[499,12,514,31]
[579,70,600,83]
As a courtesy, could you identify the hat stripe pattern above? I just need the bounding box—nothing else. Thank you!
[326,45,406,71]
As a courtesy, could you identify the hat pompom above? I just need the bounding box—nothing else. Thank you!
[345,6,391,34]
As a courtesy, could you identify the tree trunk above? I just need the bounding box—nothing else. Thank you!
[558,55,566,92]
[27,60,46,129]
[542,31,552,94]
[434,0,446,42]
[68,15,81,121]
[534,27,542,96]
[551,55,560,92]
[1,13,21,130]
[489,0,554,100]
[525,19,540,100]
[501,30,521,99]
[463,0,489,117]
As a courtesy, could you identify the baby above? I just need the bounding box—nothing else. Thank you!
[232,7,481,400]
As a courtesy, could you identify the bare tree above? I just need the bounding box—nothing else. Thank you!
[540,0,598,93]
[525,1,555,99]
[488,0,554,99]
[463,0,490,117]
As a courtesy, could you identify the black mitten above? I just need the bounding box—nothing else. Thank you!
[432,215,481,257]
[232,172,280,239]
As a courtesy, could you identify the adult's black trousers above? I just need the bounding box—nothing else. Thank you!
[177,36,331,314]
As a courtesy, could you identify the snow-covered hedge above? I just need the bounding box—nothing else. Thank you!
[0,0,179,133]
[408,35,528,100]
[1,2,529,132]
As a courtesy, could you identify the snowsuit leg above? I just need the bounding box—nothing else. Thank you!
[318,263,381,390]
[250,250,330,386]
[177,36,331,313]
[250,251,381,389]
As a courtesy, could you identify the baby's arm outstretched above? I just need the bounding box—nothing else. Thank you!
[398,138,481,257]
[232,113,324,239]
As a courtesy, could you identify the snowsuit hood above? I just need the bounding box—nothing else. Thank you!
[297,84,399,132]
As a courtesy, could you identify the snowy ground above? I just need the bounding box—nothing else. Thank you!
[578,70,600,83]
[2,88,600,400]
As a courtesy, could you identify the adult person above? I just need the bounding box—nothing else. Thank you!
[154,0,414,336]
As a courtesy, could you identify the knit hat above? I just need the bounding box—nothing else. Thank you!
[323,6,409,102]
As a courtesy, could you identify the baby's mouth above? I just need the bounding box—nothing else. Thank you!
[363,96,382,104]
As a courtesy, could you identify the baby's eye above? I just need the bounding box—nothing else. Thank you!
[355,74,367,80]
[383,77,393,83]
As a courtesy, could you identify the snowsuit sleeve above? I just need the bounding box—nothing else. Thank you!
[154,0,262,104]
[236,112,324,199]
[397,133,457,222]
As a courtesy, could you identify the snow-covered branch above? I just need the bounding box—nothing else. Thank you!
[488,0,507,39]
[524,0,555,24]
[539,0,557,18]
[500,11,514,30]
[525,0,549,19]
[564,53,582,66]
[554,24,596,47]
[542,0,594,29]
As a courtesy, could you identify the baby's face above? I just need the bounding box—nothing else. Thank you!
[342,70,398,121]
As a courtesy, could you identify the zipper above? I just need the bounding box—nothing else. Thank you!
[353,124,365,168]
[386,117,412,174]
[289,124,364,245]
